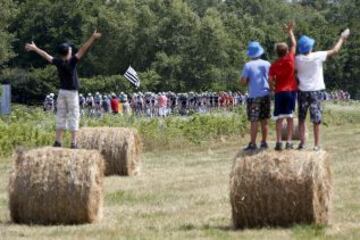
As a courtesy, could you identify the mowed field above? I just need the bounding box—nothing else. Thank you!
[0,114,360,239]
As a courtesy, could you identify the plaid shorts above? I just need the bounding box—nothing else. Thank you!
[246,95,271,122]
[298,91,325,124]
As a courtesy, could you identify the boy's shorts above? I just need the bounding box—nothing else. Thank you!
[56,90,80,131]
[298,91,325,124]
[246,95,271,122]
[273,91,297,119]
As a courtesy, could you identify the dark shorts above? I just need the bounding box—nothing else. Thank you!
[246,95,271,122]
[274,91,297,119]
[298,91,325,124]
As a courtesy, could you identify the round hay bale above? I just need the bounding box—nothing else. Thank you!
[230,150,332,228]
[77,127,142,176]
[8,147,104,225]
[281,118,308,141]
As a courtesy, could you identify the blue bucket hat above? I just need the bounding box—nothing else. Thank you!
[298,35,315,54]
[247,41,265,59]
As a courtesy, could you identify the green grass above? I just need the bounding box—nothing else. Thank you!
[0,102,360,239]
[0,101,359,157]
[0,105,249,156]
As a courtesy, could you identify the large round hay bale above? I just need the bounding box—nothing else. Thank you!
[8,147,104,225]
[77,127,142,176]
[281,118,308,141]
[230,150,332,228]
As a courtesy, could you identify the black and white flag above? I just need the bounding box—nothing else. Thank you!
[124,66,140,88]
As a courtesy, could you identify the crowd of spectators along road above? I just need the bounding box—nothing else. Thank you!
[43,90,352,117]
[324,90,351,101]
[43,91,248,117]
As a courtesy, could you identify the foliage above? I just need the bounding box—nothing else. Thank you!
[0,0,359,100]
[0,0,16,67]
[0,66,58,103]
[80,75,132,95]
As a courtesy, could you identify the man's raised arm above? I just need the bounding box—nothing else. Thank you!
[25,42,53,63]
[75,30,102,60]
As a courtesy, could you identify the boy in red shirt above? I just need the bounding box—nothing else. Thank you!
[269,22,297,151]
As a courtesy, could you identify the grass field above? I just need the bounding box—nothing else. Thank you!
[0,104,360,239]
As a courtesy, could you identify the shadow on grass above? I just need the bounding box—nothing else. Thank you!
[179,222,327,234]
[179,223,234,232]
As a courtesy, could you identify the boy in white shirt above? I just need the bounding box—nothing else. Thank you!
[295,29,350,151]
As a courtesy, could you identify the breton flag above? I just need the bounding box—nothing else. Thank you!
[124,66,140,88]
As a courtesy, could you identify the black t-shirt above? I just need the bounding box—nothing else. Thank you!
[52,56,79,91]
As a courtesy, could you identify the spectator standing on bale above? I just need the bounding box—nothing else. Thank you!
[25,30,102,148]
[269,22,298,151]
[295,28,350,151]
[241,41,271,151]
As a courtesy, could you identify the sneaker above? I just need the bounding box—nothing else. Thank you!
[275,142,283,151]
[260,141,269,150]
[53,141,62,148]
[285,142,294,150]
[70,143,78,149]
[313,146,321,152]
[297,143,305,150]
[244,143,257,152]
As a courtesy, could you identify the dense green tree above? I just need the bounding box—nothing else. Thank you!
[323,0,360,98]
[0,0,16,67]
[186,0,224,16]
[9,0,103,69]
[0,0,358,101]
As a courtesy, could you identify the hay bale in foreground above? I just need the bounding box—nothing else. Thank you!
[77,127,142,176]
[9,147,104,225]
[230,150,332,228]
[281,119,307,141]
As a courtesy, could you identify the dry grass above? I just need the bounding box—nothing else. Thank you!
[230,150,331,228]
[8,147,104,225]
[0,124,360,239]
[77,127,142,176]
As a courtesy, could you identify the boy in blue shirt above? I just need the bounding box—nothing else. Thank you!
[241,42,271,151]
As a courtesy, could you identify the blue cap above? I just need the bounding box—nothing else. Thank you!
[298,35,315,54]
[247,41,265,59]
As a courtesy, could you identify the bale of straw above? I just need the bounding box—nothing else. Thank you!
[281,118,307,141]
[230,150,332,228]
[77,127,142,176]
[8,147,104,225]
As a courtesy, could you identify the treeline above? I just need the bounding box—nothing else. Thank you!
[0,0,359,103]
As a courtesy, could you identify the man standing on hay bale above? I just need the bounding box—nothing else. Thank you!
[25,30,102,148]
[241,42,271,151]
[269,22,298,151]
[295,28,350,151]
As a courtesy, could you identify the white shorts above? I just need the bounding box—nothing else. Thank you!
[56,90,80,131]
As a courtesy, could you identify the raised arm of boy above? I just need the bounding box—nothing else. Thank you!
[327,28,350,58]
[75,30,102,60]
[284,21,296,54]
[25,42,54,63]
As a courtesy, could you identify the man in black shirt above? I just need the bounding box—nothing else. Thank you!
[25,30,102,148]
